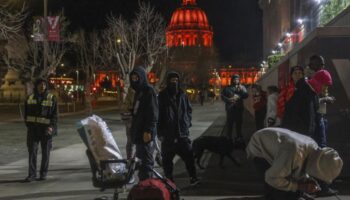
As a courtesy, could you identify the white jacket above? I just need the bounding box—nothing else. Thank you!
[265,92,278,127]
[246,128,343,192]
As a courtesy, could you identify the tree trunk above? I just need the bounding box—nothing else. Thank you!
[84,80,93,115]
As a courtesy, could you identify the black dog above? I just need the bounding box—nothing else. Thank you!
[192,136,246,169]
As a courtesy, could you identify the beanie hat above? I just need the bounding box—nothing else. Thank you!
[306,147,343,184]
[307,70,332,95]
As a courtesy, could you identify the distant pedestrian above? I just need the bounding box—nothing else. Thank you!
[158,71,199,186]
[221,74,248,140]
[276,66,304,123]
[24,78,58,182]
[130,66,159,181]
[251,84,267,130]
[121,87,135,160]
[246,127,343,200]
[198,89,205,106]
[265,86,279,127]
[208,90,215,104]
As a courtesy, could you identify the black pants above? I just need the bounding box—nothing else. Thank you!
[136,142,155,181]
[253,157,300,200]
[225,108,243,139]
[255,108,267,131]
[27,127,52,178]
[161,138,197,180]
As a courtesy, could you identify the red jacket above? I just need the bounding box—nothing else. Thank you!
[276,80,295,119]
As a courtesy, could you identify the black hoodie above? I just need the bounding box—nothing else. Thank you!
[129,66,159,144]
[158,71,192,141]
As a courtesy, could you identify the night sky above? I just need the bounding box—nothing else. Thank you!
[31,0,263,65]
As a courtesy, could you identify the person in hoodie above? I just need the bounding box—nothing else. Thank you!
[158,71,199,186]
[221,74,248,140]
[246,127,343,200]
[24,78,58,182]
[282,70,332,137]
[129,66,159,181]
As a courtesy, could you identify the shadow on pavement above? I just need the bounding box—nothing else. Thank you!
[0,179,25,184]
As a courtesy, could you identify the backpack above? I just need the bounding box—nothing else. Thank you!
[127,178,179,200]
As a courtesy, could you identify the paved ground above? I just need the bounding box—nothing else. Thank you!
[0,101,349,200]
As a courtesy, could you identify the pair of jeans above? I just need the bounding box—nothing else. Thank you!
[313,113,328,148]
[135,141,155,181]
[27,127,52,178]
[225,108,244,139]
[161,138,197,180]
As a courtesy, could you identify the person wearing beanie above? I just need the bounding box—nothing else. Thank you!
[129,66,159,181]
[281,70,332,137]
[246,127,343,200]
[24,78,58,182]
[221,74,248,140]
[158,71,199,186]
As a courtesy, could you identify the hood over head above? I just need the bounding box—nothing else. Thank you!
[306,147,343,184]
[130,66,148,91]
[34,78,48,94]
[166,71,181,95]
[307,70,332,95]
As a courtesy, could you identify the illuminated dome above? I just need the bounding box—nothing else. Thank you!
[166,0,213,47]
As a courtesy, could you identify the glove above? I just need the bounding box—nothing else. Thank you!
[267,118,276,127]
[46,127,53,136]
[143,132,152,143]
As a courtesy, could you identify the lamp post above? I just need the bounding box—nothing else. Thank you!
[76,70,79,102]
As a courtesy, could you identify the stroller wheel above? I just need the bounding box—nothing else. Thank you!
[113,192,119,200]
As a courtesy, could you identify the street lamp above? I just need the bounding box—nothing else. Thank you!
[76,70,79,101]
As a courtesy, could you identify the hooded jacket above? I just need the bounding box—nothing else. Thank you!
[282,78,319,136]
[129,66,159,144]
[221,75,248,111]
[158,71,192,140]
[246,128,343,192]
[24,78,58,135]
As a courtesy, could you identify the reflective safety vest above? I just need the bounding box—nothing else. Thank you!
[25,93,54,125]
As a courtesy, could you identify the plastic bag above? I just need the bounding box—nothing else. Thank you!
[78,115,127,180]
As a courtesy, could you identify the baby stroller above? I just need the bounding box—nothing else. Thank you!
[85,148,136,200]
[77,115,137,200]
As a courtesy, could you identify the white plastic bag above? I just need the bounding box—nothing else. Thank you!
[79,115,126,181]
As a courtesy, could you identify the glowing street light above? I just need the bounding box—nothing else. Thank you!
[272,50,277,54]
[278,42,283,47]
[286,32,292,37]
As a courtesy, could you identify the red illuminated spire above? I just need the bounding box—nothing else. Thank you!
[182,0,196,6]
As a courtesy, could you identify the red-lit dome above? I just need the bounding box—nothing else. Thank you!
[166,0,213,47]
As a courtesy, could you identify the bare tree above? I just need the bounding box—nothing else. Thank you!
[76,30,101,114]
[0,3,26,40]
[137,2,167,72]
[2,11,70,95]
[102,1,167,95]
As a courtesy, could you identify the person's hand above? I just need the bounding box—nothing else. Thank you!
[298,180,321,194]
[143,132,152,143]
[46,127,53,136]
[327,96,336,103]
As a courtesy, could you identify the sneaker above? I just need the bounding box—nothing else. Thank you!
[24,176,37,182]
[315,188,338,197]
[189,177,200,186]
[38,176,47,181]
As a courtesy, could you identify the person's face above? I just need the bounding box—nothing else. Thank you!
[309,59,323,72]
[131,74,139,82]
[170,77,178,84]
[292,69,304,83]
[233,78,240,85]
[37,82,46,94]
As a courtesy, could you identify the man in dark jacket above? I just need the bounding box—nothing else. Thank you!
[24,78,57,182]
[282,70,332,137]
[221,74,248,140]
[130,66,159,181]
[158,71,199,186]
